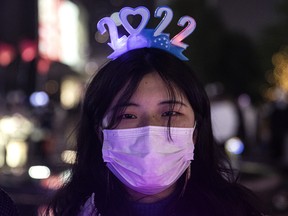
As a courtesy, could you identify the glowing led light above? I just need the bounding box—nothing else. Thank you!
[0,114,34,140]
[171,16,196,49]
[38,0,86,70]
[28,165,51,179]
[0,51,13,66]
[6,140,28,168]
[59,1,80,67]
[96,6,196,61]
[30,91,49,107]
[120,6,150,36]
[38,0,61,61]
[0,44,15,66]
[22,48,36,62]
[97,17,128,51]
[211,101,239,143]
[154,6,173,37]
[0,116,18,135]
[110,12,121,26]
[225,137,244,155]
[37,58,51,75]
[61,150,76,164]
[20,40,37,62]
[60,77,82,109]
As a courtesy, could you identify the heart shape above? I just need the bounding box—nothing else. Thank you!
[119,6,150,36]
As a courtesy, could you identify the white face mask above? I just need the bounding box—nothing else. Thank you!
[102,126,195,195]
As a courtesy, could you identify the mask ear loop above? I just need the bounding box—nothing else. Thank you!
[103,113,112,206]
[179,121,195,197]
[98,115,109,144]
[179,164,191,197]
[193,120,197,129]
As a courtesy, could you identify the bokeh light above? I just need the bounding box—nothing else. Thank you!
[225,137,245,155]
[30,91,49,107]
[28,165,51,179]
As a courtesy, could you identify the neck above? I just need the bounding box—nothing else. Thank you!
[126,184,177,203]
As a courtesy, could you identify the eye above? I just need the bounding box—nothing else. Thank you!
[162,111,181,117]
[120,113,137,119]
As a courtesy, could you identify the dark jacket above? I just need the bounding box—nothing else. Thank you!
[0,188,19,216]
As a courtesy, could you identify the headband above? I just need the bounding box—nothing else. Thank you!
[96,6,196,61]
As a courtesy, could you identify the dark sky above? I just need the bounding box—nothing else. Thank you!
[0,0,284,43]
[218,0,283,41]
[0,0,37,44]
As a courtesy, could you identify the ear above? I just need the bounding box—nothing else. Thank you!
[102,115,109,128]
[95,125,104,144]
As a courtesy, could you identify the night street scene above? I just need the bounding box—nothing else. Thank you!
[0,0,288,215]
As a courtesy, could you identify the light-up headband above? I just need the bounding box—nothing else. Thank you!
[97,6,196,61]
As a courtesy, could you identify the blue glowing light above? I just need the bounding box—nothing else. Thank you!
[225,137,244,155]
[29,91,49,107]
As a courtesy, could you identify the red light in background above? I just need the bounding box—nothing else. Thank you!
[19,40,37,62]
[0,43,16,66]
[37,58,51,75]
[40,175,63,190]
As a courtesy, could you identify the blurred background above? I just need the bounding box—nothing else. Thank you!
[0,0,288,215]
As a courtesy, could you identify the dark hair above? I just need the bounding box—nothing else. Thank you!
[0,188,19,216]
[47,48,263,215]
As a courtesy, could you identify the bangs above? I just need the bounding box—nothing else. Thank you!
[104,70,187,134]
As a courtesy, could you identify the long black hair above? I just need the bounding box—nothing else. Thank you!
[46,48,263,215]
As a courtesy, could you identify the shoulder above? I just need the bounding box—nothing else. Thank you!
[218,183,266,215]
[78,193,100,216]
[187,182,266,215]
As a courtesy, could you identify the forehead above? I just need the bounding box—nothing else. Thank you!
[131,72,184,100]
[108,71,189,112]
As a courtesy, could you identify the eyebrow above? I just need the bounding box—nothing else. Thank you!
[112,102,139,111]
[112,100,188,111]
[159,100,188,107]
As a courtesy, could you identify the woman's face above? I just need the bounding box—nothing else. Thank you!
[103,71,196,202]
[107,71,195,129]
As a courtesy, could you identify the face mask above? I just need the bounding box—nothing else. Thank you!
[102,126,195,195]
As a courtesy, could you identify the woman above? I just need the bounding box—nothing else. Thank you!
[46,48,264,215]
